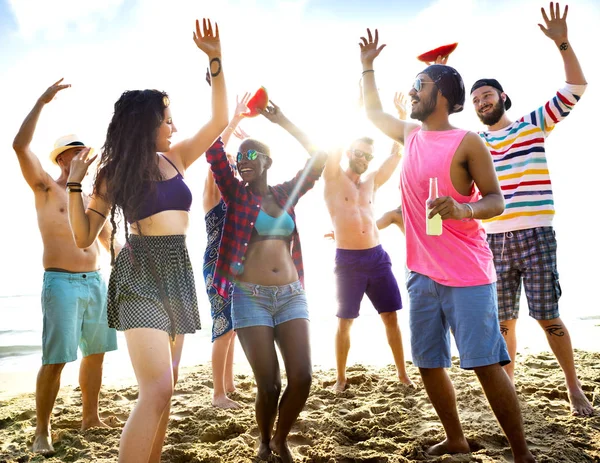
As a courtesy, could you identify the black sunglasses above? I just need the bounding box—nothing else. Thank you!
[237,149,266,162]
[351,149,374,162]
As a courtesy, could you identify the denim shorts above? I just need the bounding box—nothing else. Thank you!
[407,271,510,370]
[42,270,118,365]
[231,280,309,329]
[487,227,561,321]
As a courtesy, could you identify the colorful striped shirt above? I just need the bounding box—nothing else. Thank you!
[206,138,325,299]
[478,83,587,234]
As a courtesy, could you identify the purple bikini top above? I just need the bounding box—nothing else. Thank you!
[127,155,192,224]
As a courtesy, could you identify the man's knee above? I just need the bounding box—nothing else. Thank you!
[39,363,66,377]
[337,318,354,334]
[538,317,567,337]
[380,311,398,327]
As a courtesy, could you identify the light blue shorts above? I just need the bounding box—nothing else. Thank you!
[232,280,309,329]
[406,271,510,370]
[41,271,118,365]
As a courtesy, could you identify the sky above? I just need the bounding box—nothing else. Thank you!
[1,0,599,317]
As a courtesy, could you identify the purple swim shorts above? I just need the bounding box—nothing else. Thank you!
[334,245,402,319]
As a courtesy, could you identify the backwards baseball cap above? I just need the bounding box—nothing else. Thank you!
[470,78,512,110]
[420,64,465,114]
[49,134,91,165]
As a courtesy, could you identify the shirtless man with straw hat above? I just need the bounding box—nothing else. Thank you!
[12,78,118,455]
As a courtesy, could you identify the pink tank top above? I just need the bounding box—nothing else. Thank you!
[401,127,495,287]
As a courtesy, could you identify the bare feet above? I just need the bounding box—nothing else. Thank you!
[333,379,347,393]
[426,437,470,456]
[398,373,416,387]
[270,437,294,463]
[32,433,55,456]
[257,440,272,460]
[81,417,111,431]
[568,384,594,416]
[212,394,241,409]
[103,415,124,427]
[225,383,237,394]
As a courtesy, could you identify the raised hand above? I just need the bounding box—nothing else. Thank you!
[39,78,70,104]
[260,100,286,124]
[394,92,408,120]
[425,55,449,66]
[68,148,97,184]
[539,2,568,43]
[193,18,221,57]
[359,28,386,66]
[233,127,250,140]
[234,93,251,118]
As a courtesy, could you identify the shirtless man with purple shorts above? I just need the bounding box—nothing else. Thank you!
[324,138,412,392]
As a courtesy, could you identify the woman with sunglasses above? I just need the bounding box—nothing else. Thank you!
[206,102,327,463]
[67,18,228,463]
[203,93,251,409]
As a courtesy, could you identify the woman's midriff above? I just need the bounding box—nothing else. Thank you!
[129,210,189,236]
[237,239,298,286]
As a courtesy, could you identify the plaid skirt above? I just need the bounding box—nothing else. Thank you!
[107,234,201,337]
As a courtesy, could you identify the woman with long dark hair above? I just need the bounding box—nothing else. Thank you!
[67,18,228,463]
[206,102,327,463]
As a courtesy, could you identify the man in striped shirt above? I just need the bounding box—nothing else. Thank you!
[470,2,592,416]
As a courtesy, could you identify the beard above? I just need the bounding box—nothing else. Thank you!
[410,91,438,122]
[349,158,368,175]
[477,99,505,126]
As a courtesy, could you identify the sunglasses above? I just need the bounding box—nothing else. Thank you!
[351,149,374,162]
[412,77,437,92]
[236,149,266,163]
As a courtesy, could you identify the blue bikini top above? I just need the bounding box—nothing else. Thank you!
[254,209,295,239]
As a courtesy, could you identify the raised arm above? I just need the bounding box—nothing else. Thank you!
[67,149,112,248]
[204,94,249,212]
[539,2,586,85]
[374,141,402,188]
[428,132,504,221]
[169,18,229,170]
[360,28,419,144]
[12,79,69,191]
[260,100,318,156]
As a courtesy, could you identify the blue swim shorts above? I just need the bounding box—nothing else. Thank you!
[406,271,510,370]
[42,270,118,365]
[231,280,309,330]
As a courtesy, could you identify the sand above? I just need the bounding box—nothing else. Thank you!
[1,350,599,463]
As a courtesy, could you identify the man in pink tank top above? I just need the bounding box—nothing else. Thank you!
[358,29,536,462]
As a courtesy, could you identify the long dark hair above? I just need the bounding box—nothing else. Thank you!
[94,89,169,262]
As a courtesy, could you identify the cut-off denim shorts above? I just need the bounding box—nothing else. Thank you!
[231,280,309,329]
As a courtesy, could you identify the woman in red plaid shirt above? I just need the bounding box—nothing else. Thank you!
[206,102,327,462]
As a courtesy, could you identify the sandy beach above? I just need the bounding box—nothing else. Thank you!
[1,350,598,463]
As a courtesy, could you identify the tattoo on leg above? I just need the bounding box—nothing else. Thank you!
[210,57,222,77]
[559,42,569,51]
[500,325,509,336]
[545,324,565,336]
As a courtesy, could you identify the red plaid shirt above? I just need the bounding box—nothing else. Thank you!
[206,138,325,298]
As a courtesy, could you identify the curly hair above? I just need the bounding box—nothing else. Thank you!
[93,89,169,262]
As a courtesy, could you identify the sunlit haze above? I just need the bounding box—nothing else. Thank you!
[1,0,599,319]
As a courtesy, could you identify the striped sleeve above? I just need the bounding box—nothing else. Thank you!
[519,83,587,137]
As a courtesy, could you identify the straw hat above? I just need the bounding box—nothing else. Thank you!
[49,134,91,165]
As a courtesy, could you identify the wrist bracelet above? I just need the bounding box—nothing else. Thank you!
[362,69,374,75]
[465,203,474,219]
[67,187,83,193]
[66,182,82,187]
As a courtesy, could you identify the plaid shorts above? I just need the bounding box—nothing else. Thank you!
[487,227,561,322]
